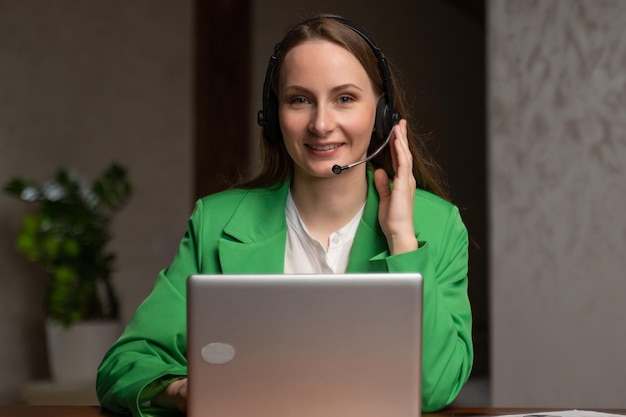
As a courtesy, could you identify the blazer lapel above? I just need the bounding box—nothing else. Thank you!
[218,183,290,274]
[346,171,388,272]
[217,171,390,274]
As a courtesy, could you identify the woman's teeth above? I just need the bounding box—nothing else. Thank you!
[308,144,340,151]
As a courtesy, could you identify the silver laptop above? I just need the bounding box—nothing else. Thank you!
[187,273,423,417]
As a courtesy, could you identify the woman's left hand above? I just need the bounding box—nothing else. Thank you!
[373,119,418,255]
[151,378,188,412]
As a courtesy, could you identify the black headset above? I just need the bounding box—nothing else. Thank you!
[257,16,401,144]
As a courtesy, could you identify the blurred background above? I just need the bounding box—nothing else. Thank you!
[1,0,624,408]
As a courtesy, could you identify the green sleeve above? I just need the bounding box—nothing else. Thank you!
[369,205,473,412]
[96,203,204,417]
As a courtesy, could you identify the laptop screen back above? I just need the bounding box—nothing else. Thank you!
[187,273,423,417]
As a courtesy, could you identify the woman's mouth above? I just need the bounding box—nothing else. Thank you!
[306,143,341,151]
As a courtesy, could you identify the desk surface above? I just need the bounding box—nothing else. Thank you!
[1,407,625,417]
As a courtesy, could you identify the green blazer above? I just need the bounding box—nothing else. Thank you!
[97,172,473,416]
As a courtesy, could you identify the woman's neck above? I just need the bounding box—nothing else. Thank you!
[290,168,368,246]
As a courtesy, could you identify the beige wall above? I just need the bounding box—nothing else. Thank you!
[489,0,626,407]
[0,0,193,403]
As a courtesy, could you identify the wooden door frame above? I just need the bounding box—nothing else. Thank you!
[193,0,251,200]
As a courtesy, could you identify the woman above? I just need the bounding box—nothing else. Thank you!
[97,14,473,416]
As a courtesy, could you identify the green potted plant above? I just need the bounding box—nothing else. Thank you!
[3,163,132,383]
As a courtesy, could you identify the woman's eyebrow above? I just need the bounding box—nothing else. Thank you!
[330,83,364,93]
[282,83,364,94]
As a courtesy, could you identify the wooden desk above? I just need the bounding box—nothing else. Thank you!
[0,405,114,417]
[0,407,624,417]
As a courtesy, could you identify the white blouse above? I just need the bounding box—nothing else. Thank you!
[284,191,364,274]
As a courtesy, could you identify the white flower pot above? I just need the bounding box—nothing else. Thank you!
[45,319,121,384]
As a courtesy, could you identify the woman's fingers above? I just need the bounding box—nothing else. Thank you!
[376,119,418,254]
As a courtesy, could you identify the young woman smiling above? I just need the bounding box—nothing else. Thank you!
[96,14,473,416]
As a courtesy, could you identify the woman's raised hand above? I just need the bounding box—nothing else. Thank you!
[373,119,418,255]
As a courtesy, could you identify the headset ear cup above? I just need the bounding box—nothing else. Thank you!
[374,97,392,143]
[264,93,281,142]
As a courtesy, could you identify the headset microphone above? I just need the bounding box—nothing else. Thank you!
[331,119,399,175]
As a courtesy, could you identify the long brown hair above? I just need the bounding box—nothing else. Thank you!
[236,14,449,200]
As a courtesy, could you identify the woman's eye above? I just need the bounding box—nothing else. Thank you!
[290,97,309,105]
[338,96,354,104]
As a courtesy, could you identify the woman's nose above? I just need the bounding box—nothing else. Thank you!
[308,104,336,136]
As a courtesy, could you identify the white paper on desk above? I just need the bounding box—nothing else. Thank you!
[498,411,625,417]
